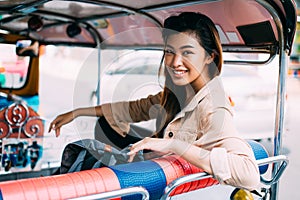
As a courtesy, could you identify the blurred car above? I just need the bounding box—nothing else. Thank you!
[100,50,164,130]
[100,50,164,103]
[100,50,278,140]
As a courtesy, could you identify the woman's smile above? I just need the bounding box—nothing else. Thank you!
[164,32,212,88]
[170,66,189,77]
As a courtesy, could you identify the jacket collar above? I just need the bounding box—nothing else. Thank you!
[173,76,221,119]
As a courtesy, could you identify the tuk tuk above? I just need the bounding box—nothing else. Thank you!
[0,0,297,200]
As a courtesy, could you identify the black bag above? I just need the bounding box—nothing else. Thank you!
[57,139,144,174]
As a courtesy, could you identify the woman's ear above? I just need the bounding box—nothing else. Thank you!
[205,52,215,64]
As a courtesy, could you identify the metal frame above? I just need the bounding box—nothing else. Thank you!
[0,0,295,52]
[68,186,150,200]
[160,172,212,200]
[255,1,288,199]
[160,155,289,200]
[258,155,289,186]
[74,155,288,200]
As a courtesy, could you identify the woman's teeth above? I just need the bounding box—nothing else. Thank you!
[173,70,187,75]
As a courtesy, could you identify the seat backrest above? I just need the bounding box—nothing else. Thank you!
[247,140,269,174]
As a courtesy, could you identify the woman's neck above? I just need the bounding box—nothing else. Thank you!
[191,73,212,93]
[184,74,215,105]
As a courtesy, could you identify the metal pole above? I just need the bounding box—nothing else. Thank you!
[68,186,150,200]
[255,1,286,200]
[85,24,102,105]
[270,42,288,200]
[160,172,212,200]
[96,44,101,105]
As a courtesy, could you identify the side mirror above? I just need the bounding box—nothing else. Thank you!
[16,40,39,57]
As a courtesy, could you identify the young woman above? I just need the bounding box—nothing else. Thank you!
[49,12,260,191]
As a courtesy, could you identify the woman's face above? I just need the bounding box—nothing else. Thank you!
[164,32,213,87]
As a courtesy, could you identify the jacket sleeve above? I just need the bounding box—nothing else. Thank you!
[209,138,260,191]
[194,108,260,191]
[101,92,161,137]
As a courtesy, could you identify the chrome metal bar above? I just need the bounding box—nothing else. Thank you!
[255,1,286,200]
[272,20,287,200]
[140,0,221,12]
[84,22,102,105]
[223,55,274,65]
[68,186,150,200]
[257,155,289,185]
[96,41,101,105]
[77,0,163,28]
[256,155,288,166]
[261,161,288,186]
[160,172,212,200]
[160,155,289,200]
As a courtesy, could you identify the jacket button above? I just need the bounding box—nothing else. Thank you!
[168,132,173,137]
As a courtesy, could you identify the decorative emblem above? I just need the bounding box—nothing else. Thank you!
[0,103,44,139]
[5,103,29,126]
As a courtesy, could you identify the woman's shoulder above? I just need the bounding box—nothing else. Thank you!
[196,89,233,114]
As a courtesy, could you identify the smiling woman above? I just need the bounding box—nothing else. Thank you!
[163,33,213,87]
[49,12,260,192]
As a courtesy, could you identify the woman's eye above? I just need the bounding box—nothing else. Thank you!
[164,49,174,54]
[182,51,193,56]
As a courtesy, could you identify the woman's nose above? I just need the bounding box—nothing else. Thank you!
[172,54,183,67]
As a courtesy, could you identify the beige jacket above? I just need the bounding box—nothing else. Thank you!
[101,76,260,191]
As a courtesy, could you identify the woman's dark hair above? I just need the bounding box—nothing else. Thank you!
[155,12,223,138]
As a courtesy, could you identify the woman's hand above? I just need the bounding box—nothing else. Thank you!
[127,137,175,162]
[48,106,102,137]
[48,110,77,137]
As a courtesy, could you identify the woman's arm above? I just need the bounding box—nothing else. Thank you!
[128,137,212,173]
[101,92,161,136]
[48,105,103,137]
[49,92,161,137]
[128,108,260,191]
[128,137,259,191]
[176,138,260,191]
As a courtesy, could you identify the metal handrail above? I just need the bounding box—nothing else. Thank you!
[65,155,288,200]
[160,155,289,200]
[160,172,212,200]
[257,155,289,186]
[68,186,150,200]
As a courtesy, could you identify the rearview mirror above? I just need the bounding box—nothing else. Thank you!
[16,40,39,57]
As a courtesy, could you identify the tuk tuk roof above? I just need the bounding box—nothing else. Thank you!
[0,0,297,55]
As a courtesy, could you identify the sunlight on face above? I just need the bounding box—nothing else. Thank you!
[164,32,212,88]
